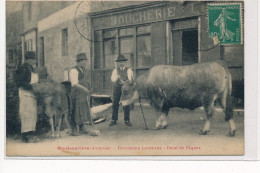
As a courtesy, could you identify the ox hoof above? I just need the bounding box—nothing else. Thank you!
[226,130,237,137]
[153,126,161,130]
[56,134,61,138]
[67,131,73,135]
[49,135,56,139]
[161,125,168,129]
[71,131,81,136]
[199,130,210,135]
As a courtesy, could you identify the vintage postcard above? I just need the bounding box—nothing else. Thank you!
[6,0,245,157]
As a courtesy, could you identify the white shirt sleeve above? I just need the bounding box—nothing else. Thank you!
[30,72,39,84]
[111,69,119,82]
[127,68,134,82]
[69,68,79,86]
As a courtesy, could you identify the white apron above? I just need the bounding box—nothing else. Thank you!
[19,88,37,133]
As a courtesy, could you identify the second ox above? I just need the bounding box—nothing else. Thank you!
[129,61,237,137]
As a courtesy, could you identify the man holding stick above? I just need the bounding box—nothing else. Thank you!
[109,55,135,127]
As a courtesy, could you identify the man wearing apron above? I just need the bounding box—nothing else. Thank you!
[109,55,134,127]
[15,56,39,143]
[70,53,100,136]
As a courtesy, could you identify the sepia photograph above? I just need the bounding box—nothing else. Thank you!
[5,0,245,157]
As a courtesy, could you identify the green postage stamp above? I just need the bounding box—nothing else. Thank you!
[208,3,242,45]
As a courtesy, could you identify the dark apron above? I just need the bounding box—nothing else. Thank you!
[71,66,91,126]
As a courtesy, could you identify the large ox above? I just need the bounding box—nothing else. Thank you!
[131,61,237,136]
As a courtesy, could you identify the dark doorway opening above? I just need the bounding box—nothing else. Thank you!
[182,30,198,65]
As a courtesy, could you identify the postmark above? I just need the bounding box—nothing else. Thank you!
[74,1,119,42]
[208,3,242,45]
[74,1,92,42]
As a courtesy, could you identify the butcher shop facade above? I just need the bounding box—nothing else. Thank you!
[89,1,244,94]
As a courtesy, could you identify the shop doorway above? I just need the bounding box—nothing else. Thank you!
[182,30,198,65]
[171,19,198,66]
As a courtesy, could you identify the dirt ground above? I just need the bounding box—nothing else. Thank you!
[6,106,244,157]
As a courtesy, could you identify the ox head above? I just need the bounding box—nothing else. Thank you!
[121,89,140,106]
[121,72,149,106]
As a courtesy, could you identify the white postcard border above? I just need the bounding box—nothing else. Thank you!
[1,0,259,164]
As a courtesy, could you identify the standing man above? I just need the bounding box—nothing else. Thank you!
[15,53,39,143]
[109,55,134,127]
[70,53,100,136]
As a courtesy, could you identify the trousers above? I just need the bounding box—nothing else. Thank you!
[112,84,130,121]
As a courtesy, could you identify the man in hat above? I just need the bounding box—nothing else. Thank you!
[15,52,40,143]
[109,55,134,126]
[70,53,100,136]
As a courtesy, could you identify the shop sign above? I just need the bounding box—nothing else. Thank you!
[92,3,204,29]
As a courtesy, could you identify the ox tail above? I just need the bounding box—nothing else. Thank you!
[225,71,233,121]
[218,61,233,121]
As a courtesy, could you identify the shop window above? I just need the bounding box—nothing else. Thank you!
[104,39,117,69]
[61,28,68,56]
[103,29,117,69]
[182,30,198,65]
[137,25,151,34]
[119,37,134,68]
[119,27,134,68]
[103,29,117,38]
[25,39,33,51]
[29,39,33,51]
[94,25,151,70]
[137,36,151,68]
[119,28,134,36]
[137,25,151,68]
[26,41,29,51]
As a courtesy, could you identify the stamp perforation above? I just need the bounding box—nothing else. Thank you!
[207,2,243,45]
